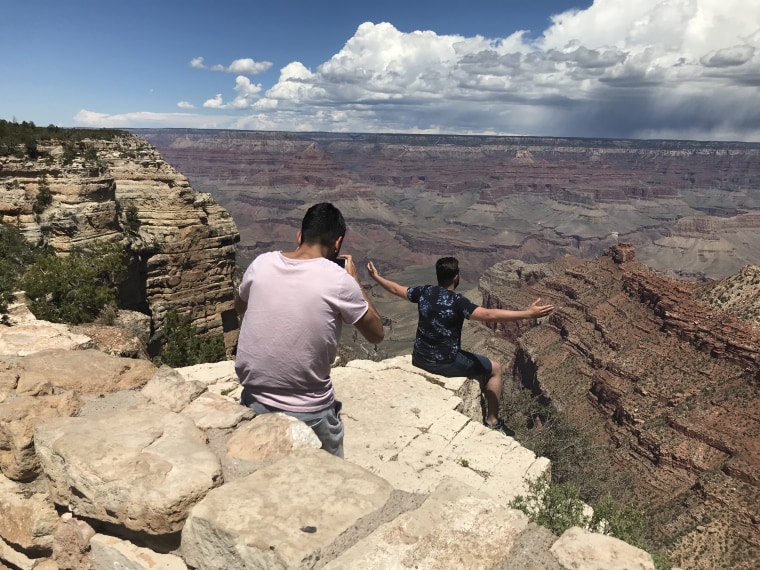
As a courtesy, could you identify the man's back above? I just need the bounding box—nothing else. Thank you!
[235,251,368,412]
[409,284,478,363]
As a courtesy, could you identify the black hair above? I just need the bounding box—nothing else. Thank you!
[300,202,346,247]
[436,257,459,287]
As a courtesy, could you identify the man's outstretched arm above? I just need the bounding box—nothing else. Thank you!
[470,298,554,323]
[366,261,409,300]
[345,255,384,344]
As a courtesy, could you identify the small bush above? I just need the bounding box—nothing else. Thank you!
[590,495,645,545]
[155,308,226,367]
[62,143,77,165]
[0,222,36,321]
[32,176,53,214]
[95,303,119,326]
[124,204,141,235]
[20,241,127,324]
[509,477,589,536]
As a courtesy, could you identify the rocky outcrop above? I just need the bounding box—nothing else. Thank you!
[135,129,760,282]
[0,315,656,570]
[477,244,760,570]
[0,133,240,350]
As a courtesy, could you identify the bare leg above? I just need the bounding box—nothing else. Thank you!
[483,359,502,426]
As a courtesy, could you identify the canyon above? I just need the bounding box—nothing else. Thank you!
[134,128,760,568]
[2,127,759,567]
[470,244,759,569]
[135,129,760,283]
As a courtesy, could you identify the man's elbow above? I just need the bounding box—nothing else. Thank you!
[357,318,385,344]
[366,328,385,344]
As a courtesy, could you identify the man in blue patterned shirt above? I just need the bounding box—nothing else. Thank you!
[367,257,553,430]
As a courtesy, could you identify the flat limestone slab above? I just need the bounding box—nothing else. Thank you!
[180,448,393,570]
[333,357,549,504]
[325,478,530,569]
[0,322,92,357]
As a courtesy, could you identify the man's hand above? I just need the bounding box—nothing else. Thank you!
[339,254,360,280]
[366,261,408,300]
[367,260,379,280]
[527,298,554,318]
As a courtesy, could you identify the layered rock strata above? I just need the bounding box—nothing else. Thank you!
[0,134,240,348]
[478,244,760,570]
[135,129,760,282]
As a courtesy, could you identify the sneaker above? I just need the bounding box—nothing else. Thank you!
[483,418,515,436]
[484,418,505,430]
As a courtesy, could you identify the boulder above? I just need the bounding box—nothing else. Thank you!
[141,365,207,413]
[550,527,655,570]
[180,392,252,430]
[0,393,80,481]
[34,405,222,535]
[16,349,155,397]
[0,322,92,357]
[0,474,58,553]
[225,413,321,463]
[325,478,529,569]
[51,513,96,570]
[180,448,393,569]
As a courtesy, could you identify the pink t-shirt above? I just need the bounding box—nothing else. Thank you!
[234,251,369,412]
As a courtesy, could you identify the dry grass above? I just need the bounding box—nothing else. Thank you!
[695,264,760,325]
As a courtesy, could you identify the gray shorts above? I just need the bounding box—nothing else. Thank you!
[241,387,345,458]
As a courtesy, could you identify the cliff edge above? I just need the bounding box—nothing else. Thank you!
[0,307,656,570]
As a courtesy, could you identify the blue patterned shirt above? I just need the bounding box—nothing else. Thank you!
[407,285,478,364]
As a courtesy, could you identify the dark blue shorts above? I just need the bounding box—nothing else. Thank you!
[412,350,492,380]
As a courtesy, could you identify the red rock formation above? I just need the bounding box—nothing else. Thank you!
[478,246,760,569]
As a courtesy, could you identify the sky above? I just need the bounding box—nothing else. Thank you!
[2,0,760,142]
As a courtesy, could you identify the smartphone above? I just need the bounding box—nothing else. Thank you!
[333,257,346,268]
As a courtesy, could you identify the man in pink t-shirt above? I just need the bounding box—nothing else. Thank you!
[235,203,384,457]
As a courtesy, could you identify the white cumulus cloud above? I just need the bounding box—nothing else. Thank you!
[190,56,272,74]
[88,0,760,141]
[242,0,760,140]
[73,109,232,129]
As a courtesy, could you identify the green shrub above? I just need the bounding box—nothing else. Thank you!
[83,144,99,164]
[32,176,53,214]
[62,143,77,165]
[509,475,670,569]
[20,241,127,324]
[0,222,36,322]
[509,477,590,536]
[590,495,646,546]
[124,204,141,235]
[155,308,226,367]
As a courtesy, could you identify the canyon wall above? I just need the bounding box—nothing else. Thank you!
[0,133,240,349]
[135,129,760,282]
[477,245,759,569]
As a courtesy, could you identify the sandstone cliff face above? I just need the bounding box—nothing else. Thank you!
[478,244,760,570]
[0,134,240,349]
[135,129,760,282]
